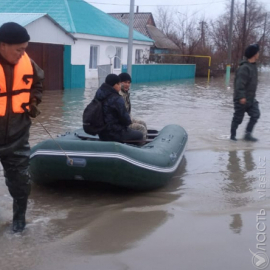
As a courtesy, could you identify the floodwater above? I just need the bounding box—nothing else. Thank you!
[1,72,270,270]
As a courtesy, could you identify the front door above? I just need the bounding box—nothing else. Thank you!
[27,43,64,90]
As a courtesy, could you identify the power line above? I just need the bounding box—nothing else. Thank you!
[177,0,226,20]
[84,0,227,7]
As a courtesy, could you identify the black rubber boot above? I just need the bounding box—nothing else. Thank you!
[230,122,238,141]
[12,198,27,233]
[244,132,258,142]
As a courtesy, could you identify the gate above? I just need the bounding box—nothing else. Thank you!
[97,64,111,87]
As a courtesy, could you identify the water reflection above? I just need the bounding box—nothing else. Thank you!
[30,158,186,255]
[222,150,256,209]
[225,150,256,194]
[0,157,187,263]
[223,150,256,234]
[229,214,243,234]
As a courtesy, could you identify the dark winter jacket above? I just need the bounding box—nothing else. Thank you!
[234,60,258,103]
[0,53,44,150]
[95,83,131,141]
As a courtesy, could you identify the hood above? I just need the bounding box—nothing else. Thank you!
[239,60,248,66]
[239,60,256,66]
[95,83,118,101]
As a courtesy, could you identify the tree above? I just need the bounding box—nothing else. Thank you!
[154,7,212,75]
[154,0,270,77]
[210,0,270,69]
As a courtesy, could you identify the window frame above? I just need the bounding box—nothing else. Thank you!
[135,49,143,64]
[114,47,122,69]
[89,45,99,69]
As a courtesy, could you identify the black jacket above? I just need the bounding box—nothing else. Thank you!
[234,60,258,103]
[0,54,44,150]
[95,83,131,140]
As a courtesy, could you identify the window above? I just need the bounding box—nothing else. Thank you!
[89,46,98,69]
[135,49,143,64]
[114,47,122,69]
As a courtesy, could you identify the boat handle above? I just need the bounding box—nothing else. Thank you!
[67,158,86,167]
[170,152,177,162]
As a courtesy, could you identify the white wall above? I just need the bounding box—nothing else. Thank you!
[71,34,152,86]
[26,16,75,45]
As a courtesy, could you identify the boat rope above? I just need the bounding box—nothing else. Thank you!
[36,119,74,166]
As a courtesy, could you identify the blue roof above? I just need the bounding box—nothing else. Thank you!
[0,13,47,27]
[0,0,153,42]
[0,13,75,40]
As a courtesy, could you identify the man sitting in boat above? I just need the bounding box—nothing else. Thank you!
[119,72,147,140]
[95,74,143,144]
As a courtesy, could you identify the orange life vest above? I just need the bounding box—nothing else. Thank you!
[0,53,33,116]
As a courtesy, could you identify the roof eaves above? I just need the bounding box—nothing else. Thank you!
[108,13,153,41]
[0,13,46,27]
[0,13,76,41]
[42,14,76,41]
[146,25,179,50]
[106,12,153,42]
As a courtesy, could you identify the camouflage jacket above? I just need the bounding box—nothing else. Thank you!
[119,89,131,114]
[234,60,258,103]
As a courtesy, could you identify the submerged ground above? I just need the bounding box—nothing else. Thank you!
[0,71,270,270]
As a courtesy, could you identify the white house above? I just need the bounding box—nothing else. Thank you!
[0,0,153,90]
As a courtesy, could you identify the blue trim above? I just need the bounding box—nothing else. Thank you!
[71,65,85,89]
[64,45,71,89]
[64,45,85,89]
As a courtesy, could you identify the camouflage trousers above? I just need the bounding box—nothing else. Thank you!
[130,117,147,140]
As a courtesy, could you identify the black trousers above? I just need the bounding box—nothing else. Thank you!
[231,100,260,133]
[120,128,144,143]
[100,127,143,144]
[0,141,31,201]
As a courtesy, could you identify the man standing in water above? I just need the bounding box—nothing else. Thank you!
[0,22,44,232]
[230,43,260,141]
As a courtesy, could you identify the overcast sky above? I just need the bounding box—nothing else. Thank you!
[87,0,270,20]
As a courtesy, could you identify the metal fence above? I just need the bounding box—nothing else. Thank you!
[122,64,196,83]
[97,64,111,87]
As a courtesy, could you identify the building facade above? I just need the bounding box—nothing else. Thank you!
[0,0,153,90]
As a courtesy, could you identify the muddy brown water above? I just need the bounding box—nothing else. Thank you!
[1,72,270,270]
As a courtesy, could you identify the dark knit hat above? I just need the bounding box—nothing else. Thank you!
[244,43,260,59]
[105,74,120,87]
[0,22,30,44]
[119,72,132,83]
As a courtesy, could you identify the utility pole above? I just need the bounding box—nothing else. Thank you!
[127,0,135,76]
[199,21,206,48]
[242,0,248,58]
[202,21,205,48]
[226,0,235,87]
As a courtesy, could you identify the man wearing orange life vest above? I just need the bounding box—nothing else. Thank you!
[0,22,44,232]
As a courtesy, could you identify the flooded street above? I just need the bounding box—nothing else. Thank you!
[1,72,270,270]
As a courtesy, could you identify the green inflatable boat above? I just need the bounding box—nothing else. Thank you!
[30,124,188,190]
